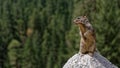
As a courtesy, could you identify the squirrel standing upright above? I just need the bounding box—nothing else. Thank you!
[74,16,96,56]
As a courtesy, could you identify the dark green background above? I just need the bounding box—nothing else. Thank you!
[0,0,120,68]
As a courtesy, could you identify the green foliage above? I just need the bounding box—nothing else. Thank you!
[0,0,120,68]
[8,39,21,68]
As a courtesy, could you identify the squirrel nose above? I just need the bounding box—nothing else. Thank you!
[73,19,79,24]
[73,20,76,23]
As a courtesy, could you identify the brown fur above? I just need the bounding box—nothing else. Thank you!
[74,16,96,56]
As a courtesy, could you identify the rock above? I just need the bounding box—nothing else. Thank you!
[63,52,118,68]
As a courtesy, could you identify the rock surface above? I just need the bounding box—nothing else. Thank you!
[63,52,118,68]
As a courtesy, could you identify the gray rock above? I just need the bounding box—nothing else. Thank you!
[63,52,118,68]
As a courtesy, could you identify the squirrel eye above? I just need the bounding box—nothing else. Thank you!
[77,17,80,19]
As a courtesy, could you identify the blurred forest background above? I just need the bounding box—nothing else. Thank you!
[0,0,120,68]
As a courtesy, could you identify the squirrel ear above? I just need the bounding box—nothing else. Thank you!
[83,16,86,18]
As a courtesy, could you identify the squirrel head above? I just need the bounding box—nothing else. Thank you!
[74,16,89,25]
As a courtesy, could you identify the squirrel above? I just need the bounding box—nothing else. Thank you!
[74,16,96,56]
